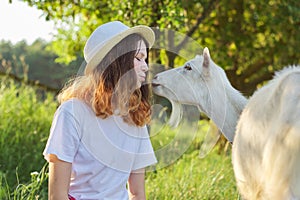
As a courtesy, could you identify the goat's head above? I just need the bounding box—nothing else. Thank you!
[152,47,246,142]
[152,47,230,127]
[153,47,227,110]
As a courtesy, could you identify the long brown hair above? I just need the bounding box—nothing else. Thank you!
[58,34,151,126]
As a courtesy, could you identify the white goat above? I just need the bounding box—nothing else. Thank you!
[152,48,300,199]
[233,66,300,200]
[152,47,247,142]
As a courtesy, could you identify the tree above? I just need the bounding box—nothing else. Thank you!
[19,0,300,95]
[0,39,81,92]
[195,0,300,95]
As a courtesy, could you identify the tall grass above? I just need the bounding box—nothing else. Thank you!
[0,76,239,199]
[147,120,238,199]
[0,76,57,195]
[146,150,239,199]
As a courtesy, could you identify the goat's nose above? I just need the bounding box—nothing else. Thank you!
[151,75,161,87]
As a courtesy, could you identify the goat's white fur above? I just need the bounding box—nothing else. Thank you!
[233,66,300,200]
[152,48,300,199]
[152,47,247,142]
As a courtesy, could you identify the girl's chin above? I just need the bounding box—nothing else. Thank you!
[135,81,142,89]
[136,78,146,88]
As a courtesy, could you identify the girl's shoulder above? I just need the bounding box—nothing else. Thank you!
[60,98,88,109]
[58,98,93,118]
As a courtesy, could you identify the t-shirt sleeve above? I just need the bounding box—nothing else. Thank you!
[132,126,157,170]
[43,106,80,163]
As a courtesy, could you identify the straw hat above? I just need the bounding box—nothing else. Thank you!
[83,21,155,74]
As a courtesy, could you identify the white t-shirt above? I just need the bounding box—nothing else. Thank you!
[43,98,157,200]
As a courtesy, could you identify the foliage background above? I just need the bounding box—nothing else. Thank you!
[0,0,300,199]
[21,0,300,95]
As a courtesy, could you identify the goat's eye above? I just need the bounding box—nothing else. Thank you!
[184,64,192,71]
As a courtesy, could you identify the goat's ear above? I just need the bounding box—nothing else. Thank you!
[202,47,210,76]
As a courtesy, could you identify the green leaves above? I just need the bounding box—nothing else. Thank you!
[21,0,300,95]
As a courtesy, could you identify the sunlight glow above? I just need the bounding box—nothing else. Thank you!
[0,1,55,44]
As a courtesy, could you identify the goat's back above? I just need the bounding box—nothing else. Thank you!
[232,67,300,200]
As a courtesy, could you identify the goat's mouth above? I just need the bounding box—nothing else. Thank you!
[151,83,161,87]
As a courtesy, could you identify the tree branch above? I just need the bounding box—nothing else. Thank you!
[240,59,268,80]
[244,71,274,94]
[174,0,218,53]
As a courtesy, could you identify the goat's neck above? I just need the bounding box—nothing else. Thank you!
[203,86,247,143]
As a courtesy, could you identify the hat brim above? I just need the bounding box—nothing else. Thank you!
[84,25,155,75]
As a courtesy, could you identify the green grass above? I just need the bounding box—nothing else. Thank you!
[0,76,239,199]
[0,164,48,200]
[0,76,57,194]
[147,121,238,199]
[146,150,239,199]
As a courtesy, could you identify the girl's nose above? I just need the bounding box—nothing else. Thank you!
[141,63,149,72]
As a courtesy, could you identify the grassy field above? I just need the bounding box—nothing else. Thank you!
[0,76,239,199]
[146,150,239,199]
